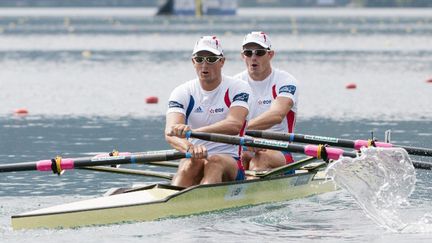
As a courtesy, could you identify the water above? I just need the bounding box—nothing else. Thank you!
[1,7,432,242]
[326,147,420,232]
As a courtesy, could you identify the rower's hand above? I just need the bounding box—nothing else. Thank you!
[188,144,207,159]
[167,124,191,138]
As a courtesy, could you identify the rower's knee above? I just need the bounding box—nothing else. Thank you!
[249,150,285,170]
[205,155,224,166]
[178,159,204,174]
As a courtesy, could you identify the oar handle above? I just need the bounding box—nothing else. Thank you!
[187,131,357,160]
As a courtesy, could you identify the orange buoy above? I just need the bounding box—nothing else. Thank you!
[345,83,357,89]
[14,108,29,115]
[145,96,159,104]
[81,50,92,58]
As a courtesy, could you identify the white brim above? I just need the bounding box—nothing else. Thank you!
[192,45,222,55]
[243,40,270,49]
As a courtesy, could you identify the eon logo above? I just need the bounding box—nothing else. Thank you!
[258,99,271,105]
[209,108,224,113]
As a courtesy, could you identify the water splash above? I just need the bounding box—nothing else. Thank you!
[401,213,432,233]
[325,147,417,232]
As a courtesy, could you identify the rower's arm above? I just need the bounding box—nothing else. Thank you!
[247,96,293,130]
[165,112,192,153]
[195,106,248,135]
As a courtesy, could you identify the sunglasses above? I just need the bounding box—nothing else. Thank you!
[242,49,269,57]
[193,56,223,64]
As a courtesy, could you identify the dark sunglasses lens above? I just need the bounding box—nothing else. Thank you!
[194,56,204,63]
[243,50,253,57]
[255,50,267,56]
[206,56,220,63]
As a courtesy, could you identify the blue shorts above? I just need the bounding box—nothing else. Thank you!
[236,169,245,180]
[233,156,245,181]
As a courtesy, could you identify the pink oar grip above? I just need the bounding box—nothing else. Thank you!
[118,152,131,156]
[374,142,393,148]
[304,145,344,160]
[325,147,345,160]
[354,140,393,150]
[36,160,52,171]
[354,140,369,150]
[36,159,75,171]
[304,145,319,157]
[60,159,75,170]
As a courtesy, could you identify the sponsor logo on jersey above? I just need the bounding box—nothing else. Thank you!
[194,106,204,113]
[233,93,249,102]
[168,101,184,109]
[279,85,296,95]
[209,108,224,113]
[258,99,272,105]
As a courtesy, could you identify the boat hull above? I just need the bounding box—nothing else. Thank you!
[12,171,334,229]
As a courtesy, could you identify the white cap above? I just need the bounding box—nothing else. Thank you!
[192,36,223,56]
[242,31,272,49]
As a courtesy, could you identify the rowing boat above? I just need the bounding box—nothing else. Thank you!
[6,131,432,230]
[11,157,334,230]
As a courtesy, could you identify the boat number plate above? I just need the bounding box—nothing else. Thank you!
[224,184,248,201]
[291,174,312,186]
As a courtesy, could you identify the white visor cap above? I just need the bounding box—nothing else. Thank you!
[242,31,272,49]
[192,36,224,56]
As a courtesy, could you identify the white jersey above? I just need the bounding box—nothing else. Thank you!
[167,75,251,157]
[234,68,299,133]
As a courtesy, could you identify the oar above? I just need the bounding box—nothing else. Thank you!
[147,161,179,168]
[0,150,190,174]
[186,131,432,170]
[187,131,356,158]
[246,130,432,157]
[80,166,174,180]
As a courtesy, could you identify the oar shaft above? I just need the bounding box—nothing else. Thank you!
[401,146,432,157]
[0,162,39,172]
[187,131,357,160]
[246,130,432,157]
[249,131,355,147]
[147,161,179,168]
[80,166,174,179]
[412,160,432,170]
[0,151,188,173]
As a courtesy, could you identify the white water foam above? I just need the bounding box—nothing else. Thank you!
[325,147,432,232]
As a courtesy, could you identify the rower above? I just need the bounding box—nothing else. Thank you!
[165,36,252,187]
[234,31,300,172]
